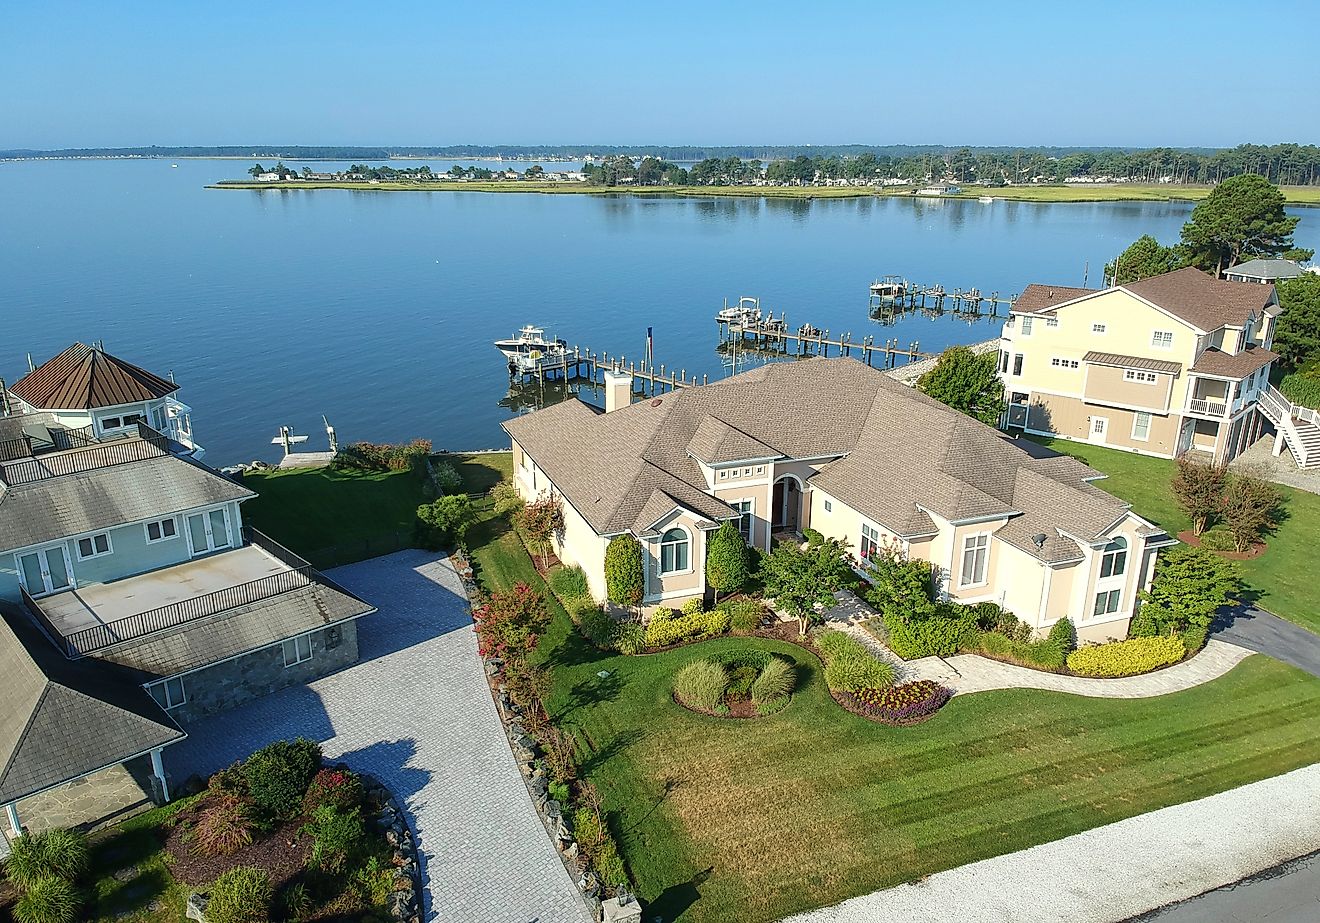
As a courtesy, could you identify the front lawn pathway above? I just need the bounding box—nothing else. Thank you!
[821,591,1255,698]
[166,550,592,923]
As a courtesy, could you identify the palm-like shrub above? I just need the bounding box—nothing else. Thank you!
[673,660,729,713]
[14,876,80,923]
[4,829,89,891]
[206,866,273,923]
[193,794,257,857]
[750,657,795,705]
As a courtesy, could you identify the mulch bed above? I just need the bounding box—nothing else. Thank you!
[163,803,311,889]
[671,692,772,719]
[1176,530,1266,559]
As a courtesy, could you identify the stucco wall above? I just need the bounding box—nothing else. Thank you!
[162,621,359,724]
[642,511,707,603]
[553,492,609,601]
[712,480,771,550]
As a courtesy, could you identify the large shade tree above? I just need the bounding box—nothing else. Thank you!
[1179,174,1309,276]
[1104,234,1182,286]
[916,345,1005,426]
[1273,275,1320,370]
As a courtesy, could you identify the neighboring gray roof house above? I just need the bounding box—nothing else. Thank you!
[505,357,1136,566]
[0,348,376,831]
[1223,258,1308,285]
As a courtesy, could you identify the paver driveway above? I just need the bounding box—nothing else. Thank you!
[167,550,592,923]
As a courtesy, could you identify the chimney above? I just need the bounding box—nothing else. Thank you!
[603,369,633,413]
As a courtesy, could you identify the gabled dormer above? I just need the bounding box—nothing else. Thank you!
[6,342,202,458]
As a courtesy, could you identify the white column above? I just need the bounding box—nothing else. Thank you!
[150,748,170,802]
[5,802,20,838]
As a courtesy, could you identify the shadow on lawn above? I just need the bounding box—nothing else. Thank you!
[650,866,716,923]
[559,670,627,717]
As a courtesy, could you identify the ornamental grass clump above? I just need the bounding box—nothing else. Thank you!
[815,629,895,694]
[206,866,273,923]
[750,656,795,707]
[673,660,729,714]
[193,793,257,858]
[3,829,89,892]
[1066,636,1186,678]
[13,876,80,923]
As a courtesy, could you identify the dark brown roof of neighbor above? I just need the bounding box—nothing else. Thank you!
[11,343,179,411]
[1189,344,1278,379]
[0,602,183,804]
[1013,284,1100,314]
[504,357,1142,564]
[1082,352,1183,375]
[1123,267,1275,332]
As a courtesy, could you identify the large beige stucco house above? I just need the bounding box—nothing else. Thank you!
[503,358,1174,642]
[999,266,1320,469]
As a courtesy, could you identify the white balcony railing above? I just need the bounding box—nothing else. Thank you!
[1188,398,1228,417]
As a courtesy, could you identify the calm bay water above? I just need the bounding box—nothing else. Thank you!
[2,159,1315,465]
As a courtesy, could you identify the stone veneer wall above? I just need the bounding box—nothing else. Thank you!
[14,755,157,835]
[167,621,360,724]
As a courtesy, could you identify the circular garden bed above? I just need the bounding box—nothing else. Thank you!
[673,648,796,718]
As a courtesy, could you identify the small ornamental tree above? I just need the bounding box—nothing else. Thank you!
[1219,471,1283,553]
[518,494,564,569]
[489,479,526,518]
[604,535,644,611]
[416,494,475,550]
[758,537,852,636]
[916,345,1005,426]
[1171,456,1228,535]
[1104,234,1182,286]
[705,521,750,603]
[472,582,548,666]
[1137,546,1241,636]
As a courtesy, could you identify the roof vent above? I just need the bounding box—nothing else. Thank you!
[650,398,663,407]
[1032,533,1048,549]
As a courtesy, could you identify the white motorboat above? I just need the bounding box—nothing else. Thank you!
[494,325,567,361]
[716,296,763,325]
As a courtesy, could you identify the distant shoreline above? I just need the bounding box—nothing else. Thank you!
[205,180,1320,206]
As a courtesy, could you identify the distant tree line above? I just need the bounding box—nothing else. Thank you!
[11,142,1320,186]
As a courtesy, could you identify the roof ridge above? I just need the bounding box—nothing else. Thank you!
[0,679,52,792]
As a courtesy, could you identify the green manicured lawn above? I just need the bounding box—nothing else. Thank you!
[1029,436,1320,634]
[459,452,1320,923]
[85,796,200,922]
[241,465,428,567]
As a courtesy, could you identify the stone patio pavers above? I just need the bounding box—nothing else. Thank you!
[166,549,592,923]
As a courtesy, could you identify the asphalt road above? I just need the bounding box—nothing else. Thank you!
[1130,850,1320,923]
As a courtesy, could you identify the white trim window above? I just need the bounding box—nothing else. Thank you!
[1050,357,1080,369]
[959,533,990,588]
[860,523,882,561]
[659,527,690,575]
[1093,588,1122,617]
[1045,317,1059,329]
[282,633,313,667]
[1012,354,1024,376]
[1100,536,1128,578]
[1131,413,1152,442]
[76,532,113,561]
[99,412,145,433]
[1021,316,1034,336]
[823,499,833,513]
[1092,323,1107,334]
[145,517,179,544]
[1124,369,1158,384]
[1151,330,1174,349]
[147,676,186,710]
[731,500,754,544]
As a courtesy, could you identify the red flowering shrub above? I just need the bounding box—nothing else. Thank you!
[302,768,365,814]
[842,680,952,725]
[334,439,432,472]
[473,582,548,665]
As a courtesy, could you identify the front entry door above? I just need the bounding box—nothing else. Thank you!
[186,508,233,556]
[1089,416,1109,445]
[17,545,73,597]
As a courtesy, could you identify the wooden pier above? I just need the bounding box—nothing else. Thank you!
[508,345,711,396]
[869,280,1019,317]
[718,316,928,369]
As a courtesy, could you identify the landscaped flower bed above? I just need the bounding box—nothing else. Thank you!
[672,648,795,718]
[841,680,953,726]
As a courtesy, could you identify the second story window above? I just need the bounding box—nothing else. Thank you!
[1124,370,1158,383]
[1100,536,1128,578]
[1151,330,1174,349]
[1050,357,1080,369]
[1013,354,1024,376]
[1092,323,1106,334]
[1021,317,1034,336]
[659,528,689,574]
[76,532,112,560]
[145,517,179,543]
[731,500,754,543]
[1045,317,1059,328]
[959,533,990,588]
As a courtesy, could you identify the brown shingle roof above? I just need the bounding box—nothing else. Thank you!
[1013,284,1100,314]
[505,358,1139,562]
[1123,267,1274,332]
[686,416,780,464]
[1082,351,1183,375]
[11,343,179,411]
[1190,344,1278,379]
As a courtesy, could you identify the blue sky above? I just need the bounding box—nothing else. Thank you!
[4,0,1317,149]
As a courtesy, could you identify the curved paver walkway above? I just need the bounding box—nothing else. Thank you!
[167,550,592,923]
[823,592,1254,698]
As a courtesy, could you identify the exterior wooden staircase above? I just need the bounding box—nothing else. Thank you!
[1258,384,1320,469]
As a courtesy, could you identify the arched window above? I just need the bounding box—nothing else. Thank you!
[1100,536,1127,579]
[659,528,689,574]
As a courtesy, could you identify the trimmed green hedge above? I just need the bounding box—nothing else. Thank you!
[1066,636,1186,677]
[644,607,731,648]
